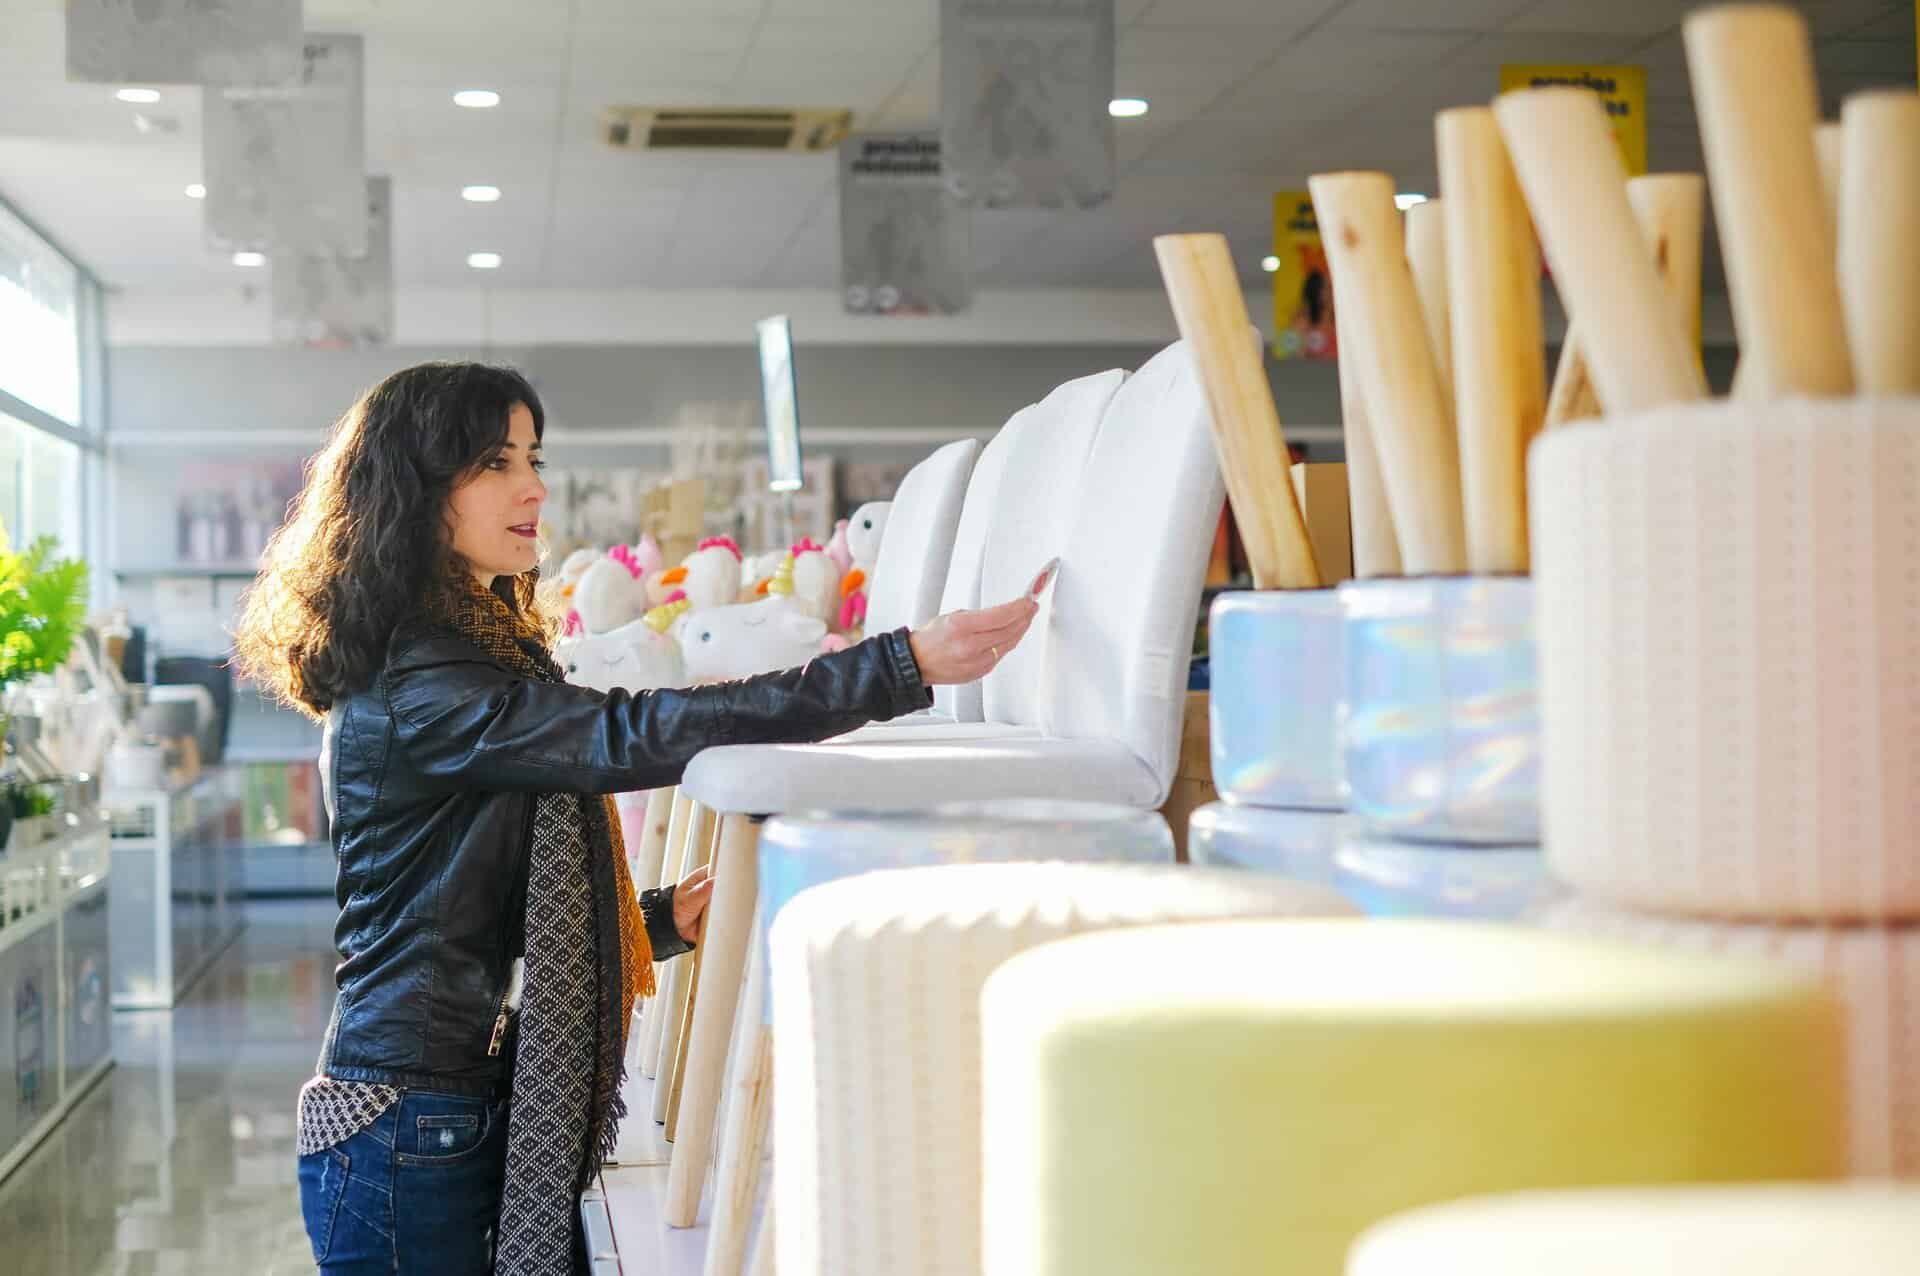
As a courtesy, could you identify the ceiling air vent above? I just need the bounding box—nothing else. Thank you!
[601,107,853,153]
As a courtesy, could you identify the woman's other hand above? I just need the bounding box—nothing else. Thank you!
[673,863,715,944]
[907,597,1040,686]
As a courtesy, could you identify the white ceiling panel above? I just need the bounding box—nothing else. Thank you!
[0,0,1910,301]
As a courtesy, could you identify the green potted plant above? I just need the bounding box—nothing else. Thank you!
[0,524,89,852]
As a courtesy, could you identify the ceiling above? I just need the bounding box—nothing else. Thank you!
[0,0,1913,299]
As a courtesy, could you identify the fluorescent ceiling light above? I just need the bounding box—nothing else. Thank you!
[462,185,502,202]
[1395,192,1428,210]
[1261,255,1281,272]
[115,88,161,104]
[468,251,502,269]
[185,183,207,199]
[232,251,265,267]
[454,89,500,108]
[1108,98,1149,118]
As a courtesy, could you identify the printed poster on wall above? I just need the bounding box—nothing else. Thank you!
[840,132,972,316]
[1271,192,1336,362]
[940,0,1115,208]
[1499,64,1648,175]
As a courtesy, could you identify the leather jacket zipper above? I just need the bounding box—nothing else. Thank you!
[489,797,538,1058]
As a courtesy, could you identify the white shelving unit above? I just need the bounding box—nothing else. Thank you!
[104,769,246,1011]
[0,810,114,1184]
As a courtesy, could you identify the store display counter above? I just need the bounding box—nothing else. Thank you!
[0,810,113,1183]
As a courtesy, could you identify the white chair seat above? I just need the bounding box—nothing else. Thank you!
[682,737,1158,817]
[826,717,1041,744]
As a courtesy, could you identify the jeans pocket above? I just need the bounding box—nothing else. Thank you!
[397,1091,493,1164]
[297,1147,350,1262]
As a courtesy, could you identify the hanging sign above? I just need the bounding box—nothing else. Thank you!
[67,0,302,87]
[272,177,393,349]
[840,133,972,316]
[1272,192,1336,361]
[204,33,368,256]
[940,0,1115,208]
[1500,64,1648,175]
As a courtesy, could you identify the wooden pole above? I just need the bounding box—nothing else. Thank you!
[1153,233,1323,589]
[1309,171,1466,576]
[1495,88,1706,415]
[1437,107,1546,574]
[1839,90,1920,393]
[1404,198,1453,409]
[1334,300,1402,578]
[1625,173,1707,359]
[1685,3,1853,396]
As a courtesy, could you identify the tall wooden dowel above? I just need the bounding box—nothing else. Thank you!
[1839,90,1920,393]
[639,788,696,1079]
[1438,107,1546,575]
[1544,329,1602,427]
[1685,3,1852,397]
[1334,299,1402,578]
[1815,121,1844,229]
[1496,88,1705,414]
[1404,198,1453,409]
[1625,173,1706,356]
[1153,233,1323,589]
[1309,172,1466,576]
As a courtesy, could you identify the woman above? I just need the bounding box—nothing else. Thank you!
[234,362,1035,1274]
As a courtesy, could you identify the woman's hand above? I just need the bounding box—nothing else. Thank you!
[907,596,1040,686]
[673,863,715,944]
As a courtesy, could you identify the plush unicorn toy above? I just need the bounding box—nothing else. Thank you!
[571,543,654,635]
[675,596,828,684]
[562,616,685,694]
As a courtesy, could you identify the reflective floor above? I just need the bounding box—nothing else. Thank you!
[0,898,337,1276]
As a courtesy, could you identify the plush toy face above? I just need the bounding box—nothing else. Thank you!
[659,545,740,614]
[674,596,828,683]
[558,547,601,587]
[563,617,685,693]
[572,556,649,635]
[846,501,891,572]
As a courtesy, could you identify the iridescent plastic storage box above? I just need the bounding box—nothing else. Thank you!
[1208,590,1344,810]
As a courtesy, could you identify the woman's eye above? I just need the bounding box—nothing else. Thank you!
[531,459,547,472]
[485,457,508,470]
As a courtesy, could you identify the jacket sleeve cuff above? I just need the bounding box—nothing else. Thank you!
[883,628,935,716]
[640,885,694,961]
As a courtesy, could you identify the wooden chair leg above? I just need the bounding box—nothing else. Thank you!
[746,1193,775,1276]
[703,939,771,1276]
[656,802,717,1127]
[640,788,695,1078]
[663,814,760,1227]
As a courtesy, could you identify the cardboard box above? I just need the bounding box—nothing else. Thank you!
[1290,461,1353,585]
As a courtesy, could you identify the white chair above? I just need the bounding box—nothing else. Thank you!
[667,341,1230,1265]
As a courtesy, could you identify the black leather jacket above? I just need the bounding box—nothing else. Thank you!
[317,621,931,1096]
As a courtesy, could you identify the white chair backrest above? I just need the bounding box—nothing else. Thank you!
[932,414,1021,722]
[977,368,1126,728]
[1045,339,1227,803]
[865,438,979,637]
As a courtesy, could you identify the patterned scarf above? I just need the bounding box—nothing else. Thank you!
[433,576,654,1273]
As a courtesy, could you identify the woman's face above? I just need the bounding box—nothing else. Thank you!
[448,402,547,585]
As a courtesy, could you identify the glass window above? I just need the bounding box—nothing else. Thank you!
[0,201,82,426]
[0,412,82,557]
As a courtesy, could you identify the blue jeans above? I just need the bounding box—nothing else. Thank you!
[298,1089,511,1274]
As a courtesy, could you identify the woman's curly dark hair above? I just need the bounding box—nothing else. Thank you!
[233,361,551,719]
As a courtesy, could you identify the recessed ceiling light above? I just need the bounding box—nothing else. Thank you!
[115,88,161,104]
[1395,192,1428,211]
[462,185,502,203]
[1108,98,1149,118]
[232,251,265,267]
[185,183,206,199]
[454,89,501,109]
[468,252,502,269]
[1261,255,1281,273]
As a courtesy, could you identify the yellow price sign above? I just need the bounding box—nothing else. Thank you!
[1500,64,1648,175]
[1271,192,1335,361]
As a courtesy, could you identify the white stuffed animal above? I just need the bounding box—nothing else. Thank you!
[675,596,827,684]
[657,536,743,614]
[846,502,890,578]
[557,547,601,593]
[786,539,841,622]
[562,616,685,694]
[572,555,649,635]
